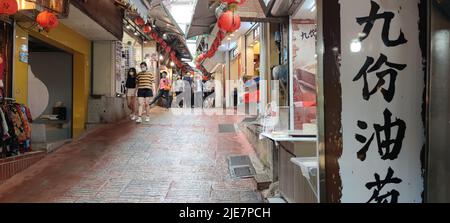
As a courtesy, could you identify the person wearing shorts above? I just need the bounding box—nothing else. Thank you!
[136,62,155,123]
[149,71,171,110]
[125,68,137,120]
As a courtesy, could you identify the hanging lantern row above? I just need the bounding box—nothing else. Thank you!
[195,0,245,71]
[36,11,59,32]
[220,0,246,12]
[0,0,18,15]
[133,16,190,71]
[0,1,59,32]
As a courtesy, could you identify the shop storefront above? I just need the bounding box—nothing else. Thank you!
[15,23,90,139]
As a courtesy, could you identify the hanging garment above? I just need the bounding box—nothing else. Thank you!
[0,108,9,139]
[16,104,31,139]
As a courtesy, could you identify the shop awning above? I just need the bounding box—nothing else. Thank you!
[186,0,267,39]
[186,0,217,39]
[148,3,193,60]
[124,0,150,22]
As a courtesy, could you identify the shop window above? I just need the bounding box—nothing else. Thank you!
[291,6,318,134]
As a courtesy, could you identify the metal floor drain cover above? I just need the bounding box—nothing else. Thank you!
[242,117,258,123]
[231,166,256,178]
[219,124,236,133]
[228,155,256,178]
[228,155,252,167]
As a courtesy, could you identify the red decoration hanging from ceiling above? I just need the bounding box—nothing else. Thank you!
[135,17,145,26]
[218,11,241,33]
[221,0,246,5]
[36,11,59,32]
[0,0,18,15]
[143,25,152,33]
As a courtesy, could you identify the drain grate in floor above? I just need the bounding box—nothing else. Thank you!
[229,155,252,166]
[219,124,236,133]
[231,166,256,178]
[242,117,258,123]
[228,155,256,178]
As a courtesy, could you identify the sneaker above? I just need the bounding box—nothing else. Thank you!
[130,115,136,121]
[145,116,150,122]
[136,117,142,123]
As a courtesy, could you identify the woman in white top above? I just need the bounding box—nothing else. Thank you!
[192,75,203,108]
[173,75,185,108]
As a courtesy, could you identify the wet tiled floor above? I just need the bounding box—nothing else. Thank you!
[0,108,263,203]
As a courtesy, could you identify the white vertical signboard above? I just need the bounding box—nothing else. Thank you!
[339,0,425,203]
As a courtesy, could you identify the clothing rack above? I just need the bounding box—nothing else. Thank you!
[0,98,32,158]
[0,97,16,102]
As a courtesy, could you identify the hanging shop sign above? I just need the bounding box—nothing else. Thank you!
[323,0,427,203]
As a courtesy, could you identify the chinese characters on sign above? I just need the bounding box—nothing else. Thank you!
[339,0,424,203]
[353,0,408,203]
[300,28,317,41]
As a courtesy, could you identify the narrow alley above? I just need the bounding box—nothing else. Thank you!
[0,0,447,207]
[0,108,262,203]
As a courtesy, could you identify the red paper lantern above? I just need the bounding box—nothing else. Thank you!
[143,25,152,33]
[150,32,157,40]
[217,31,225,41]
[221,0,246,5]
[231,15,241,31]
[36,11,59,31]
[218,11,241,32]
[161,41,167,49]
[0,0,18,15]
[135,17,145,26]
[165,46,172,53]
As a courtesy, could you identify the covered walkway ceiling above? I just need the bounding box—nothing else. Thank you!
[125,0,193,60]
[186,0,291,39]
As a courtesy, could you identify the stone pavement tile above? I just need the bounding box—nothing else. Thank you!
[212,179,256,191]
[211,190,241,202]
[170,180,212,191]
[121,179,171,197]
[75,197,105,203]
[0,108,262,203]
[102,198,141,203]
[65,186,101,198]
[139,196,165,203]
[239,190,263,203]
[52,196,79,203]
[96,178,131,195]
[165,189,211,200]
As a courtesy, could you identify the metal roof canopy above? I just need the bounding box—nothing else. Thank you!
[186,0,217,39]
[148,2,193,60]
[186,0,289,39]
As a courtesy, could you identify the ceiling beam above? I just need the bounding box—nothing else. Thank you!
[241,16,289,24]
[258,0,276,17]
[288,0,305,16]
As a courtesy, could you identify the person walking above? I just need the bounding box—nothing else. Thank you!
[125,68,138,120]
[173,75,185,108]
[203,77,215,108]
[192,74,203,108]
[136,62,155,123]
[149,71,171,110]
